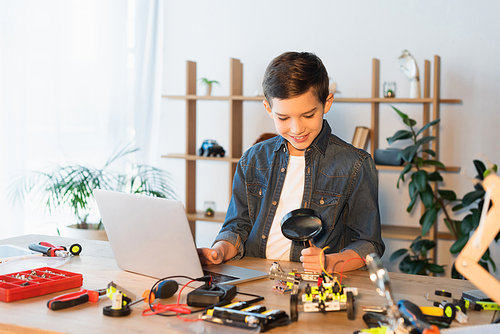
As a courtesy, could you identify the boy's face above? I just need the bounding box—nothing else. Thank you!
[264,89,333,156]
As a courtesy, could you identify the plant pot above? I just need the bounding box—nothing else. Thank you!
[63,224,108,241]
[204,84,212,96]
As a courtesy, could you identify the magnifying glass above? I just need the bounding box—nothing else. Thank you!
[280,208,323,247]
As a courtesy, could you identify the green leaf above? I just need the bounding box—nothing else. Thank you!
[412,238,425,252]
[387,130,413,145]
[391,106,409,120]
[415,136,436,148]
[462,190,485,207]
[484,164,498,178]
[412,261,426,275]
[452,203,464,212]
[427,171,443,182]
[420,185,434,208]
[426,263,445,274]
[397,164,412,188]
[473,160,486,179]
[460,214,473,235]
[390,248,409,262]
[409,236,422,249]
[471,208,481,229]
[438,190,457,201]
[421,207,437,236]
[399,145,418,162]
[404,118,417,127]
[407,192,419,212]
[414,170,428,192]
[399,254,412,273]
[416,119,440,136]
[450,235,469,254]
[422,160,446,169]
[422,149,436,157]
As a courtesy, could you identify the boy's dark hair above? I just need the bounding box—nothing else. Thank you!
[262,52,329,107]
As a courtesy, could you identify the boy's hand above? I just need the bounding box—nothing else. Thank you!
[197,247,223,265]
[300,246,326,273]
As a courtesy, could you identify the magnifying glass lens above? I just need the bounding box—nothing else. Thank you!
[281,209,322,242]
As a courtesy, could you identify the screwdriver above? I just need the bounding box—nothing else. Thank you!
[127,280,179,307]
[29,243,71,257]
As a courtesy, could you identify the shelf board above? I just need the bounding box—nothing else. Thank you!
[186,211,226,223]
[161,153,240,163]
[376,164,461,173]
[381,225,454,240]
[333,97,461,104]
[162,94,265,101]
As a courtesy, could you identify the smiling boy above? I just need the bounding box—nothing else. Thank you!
[198,52,384,273]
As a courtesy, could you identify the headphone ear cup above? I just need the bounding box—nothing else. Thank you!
[158,280,178,299]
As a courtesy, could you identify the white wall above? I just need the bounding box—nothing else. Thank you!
[159,0,500,277]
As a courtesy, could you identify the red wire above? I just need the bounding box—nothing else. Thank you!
[142,279,202,322]
[339,257,366,285]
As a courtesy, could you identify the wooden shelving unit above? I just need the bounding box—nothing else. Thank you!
[162,56,461,260]
[161,58,264,236]
[336,55,461,261]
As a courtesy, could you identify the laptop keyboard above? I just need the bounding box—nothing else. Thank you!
[203,270,239,284]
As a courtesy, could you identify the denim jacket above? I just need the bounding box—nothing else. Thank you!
[214,120,385,262]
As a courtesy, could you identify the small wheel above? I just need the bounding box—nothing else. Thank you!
[443,302,457,320]
[290,294,299,322]
[347,291,355,320]
[69,243,82,256]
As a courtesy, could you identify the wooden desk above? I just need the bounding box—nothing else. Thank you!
[0,235,494,333]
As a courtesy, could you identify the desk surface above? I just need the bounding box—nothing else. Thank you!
[0,234,494,334]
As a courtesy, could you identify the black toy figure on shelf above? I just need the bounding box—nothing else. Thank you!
[198,140,226,157]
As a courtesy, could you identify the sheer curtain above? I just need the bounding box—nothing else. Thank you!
[0,0,163,238]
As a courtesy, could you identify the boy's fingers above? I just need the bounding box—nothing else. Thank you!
[210,250,222,264]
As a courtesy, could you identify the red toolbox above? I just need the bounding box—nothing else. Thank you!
[0,267,83,302]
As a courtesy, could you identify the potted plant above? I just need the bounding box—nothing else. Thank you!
[10,145,177,240]
[386,106,499,277]
[199,77,219,96]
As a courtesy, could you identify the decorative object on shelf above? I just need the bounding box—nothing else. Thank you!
[199,78,219,96]
[204,201,216,217]
[9,145,177,239]
[198,140,226,157]
[383,81,397,98]
[374,148,403,166]
[351,126,370,150]
[398,50,421,98]
[254,133,278,145]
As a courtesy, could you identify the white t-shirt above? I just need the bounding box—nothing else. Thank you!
[265,155,305,261]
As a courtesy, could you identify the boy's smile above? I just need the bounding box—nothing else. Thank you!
[264,89,333,156]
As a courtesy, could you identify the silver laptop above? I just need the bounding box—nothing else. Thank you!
[94,189,267,285]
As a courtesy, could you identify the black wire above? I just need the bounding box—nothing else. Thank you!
[147,275,208,317]
[146,276,265,318]
[236,291,265,304]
